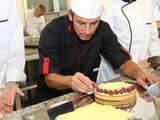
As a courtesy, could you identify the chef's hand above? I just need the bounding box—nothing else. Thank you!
[1,82,24,112]
[70,72,95,93]
[137,59,150,68]
[120,60,158,89]
[136,72,158,89]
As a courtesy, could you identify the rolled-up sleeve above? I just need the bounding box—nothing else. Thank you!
[6,0,26,83]
[38,23,62,76]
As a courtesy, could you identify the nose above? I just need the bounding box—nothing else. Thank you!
[85,24,91,35]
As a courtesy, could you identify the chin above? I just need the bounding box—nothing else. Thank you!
[81,38,90,41]
[80,36,92,41]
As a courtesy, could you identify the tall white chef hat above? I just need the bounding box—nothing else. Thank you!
[70,0,102,19]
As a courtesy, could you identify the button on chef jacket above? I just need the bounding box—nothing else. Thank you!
[0,0,26,93]
[37,15,131,101]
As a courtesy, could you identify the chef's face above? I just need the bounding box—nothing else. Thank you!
[68,11,100,41]
[34,7,45,17]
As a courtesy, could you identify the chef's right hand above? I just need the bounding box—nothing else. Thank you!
[70,72,95,93]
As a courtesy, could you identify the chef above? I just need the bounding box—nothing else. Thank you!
[24,4,46,37]
[0,0,26,113]
[37,0,158,102]
[98,0,160,83]
[153,0,160,28]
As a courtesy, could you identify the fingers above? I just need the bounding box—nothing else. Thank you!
[2,91,15,107]
[2,83,16,106]
[16,87,25,97]
[71,72,95,93]
[0,97,13,113]
[1,96,14,112]
[137,72,158,89]
[0,84,24,113]
[76,72,94,89]
[0,84,25,113]
[1,96,14,108]
[2,105,13,113]
[146,73,157,84]
[137,77,148,89]
[71,76,89,93]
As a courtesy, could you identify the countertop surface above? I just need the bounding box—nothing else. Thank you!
[3,69,160,120]
[25,48,39,61]
[24,36,39,61]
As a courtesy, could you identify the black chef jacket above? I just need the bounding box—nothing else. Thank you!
[37,15,131,101]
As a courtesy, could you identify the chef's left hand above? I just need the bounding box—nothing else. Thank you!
[137,59,150,68]
[1,82,24,112]
[136,72,158,89]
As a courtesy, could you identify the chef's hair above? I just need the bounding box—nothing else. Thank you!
[36,4,47,13]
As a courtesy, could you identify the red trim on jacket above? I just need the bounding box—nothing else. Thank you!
[43,57,50,75]
[122,48,132,60]
[68,22,72,32]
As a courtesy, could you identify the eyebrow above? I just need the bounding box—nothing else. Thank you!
[76,20,99,24]
[91,20,99,24]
